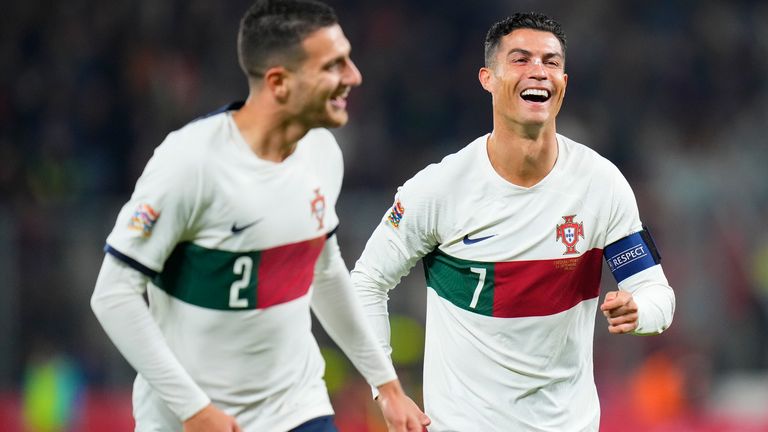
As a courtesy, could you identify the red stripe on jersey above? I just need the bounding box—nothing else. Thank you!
[492,248,603,317]
[256,236,326,308]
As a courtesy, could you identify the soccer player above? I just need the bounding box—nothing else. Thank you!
[90,0,430,431]
[351,12,676,431]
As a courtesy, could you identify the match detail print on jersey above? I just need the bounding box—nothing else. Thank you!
[423,248,603,318]
[151,236,326,310]
[604,227,661,283]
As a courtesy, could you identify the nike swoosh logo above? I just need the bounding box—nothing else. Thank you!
[462,234,495,245]
[231,219,261,234]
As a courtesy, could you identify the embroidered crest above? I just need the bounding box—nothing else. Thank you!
[555,215,584,255]
[387,199,405,228]
[310,188,325,230]
[128,203,160,237]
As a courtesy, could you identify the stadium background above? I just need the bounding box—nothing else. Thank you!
[2,0,767,430]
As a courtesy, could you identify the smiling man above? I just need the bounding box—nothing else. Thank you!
[89,1,430,431]
[352,12,676,431]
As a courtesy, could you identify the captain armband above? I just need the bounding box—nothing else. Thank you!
[604,226,661,283]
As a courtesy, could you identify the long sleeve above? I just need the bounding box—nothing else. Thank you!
[350,183,442,396]
[351,225,426,363]
[310,235,397,387]
[90,254,210,421]
[602,163,675,335]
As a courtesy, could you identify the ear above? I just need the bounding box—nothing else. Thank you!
[264,66,291,102]
[560,72,568,101]
[478,67,494,93]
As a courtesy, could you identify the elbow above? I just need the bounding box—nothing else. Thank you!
[90,290,107,320]
[90,278,119,321]
[662,292,676,333]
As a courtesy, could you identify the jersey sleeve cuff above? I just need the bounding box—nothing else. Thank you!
[176,393,212,422]
[631,292,670,335]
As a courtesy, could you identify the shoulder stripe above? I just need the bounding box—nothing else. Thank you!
[104,244,159,278]
[187,101,245,125]
[326,225,338,239]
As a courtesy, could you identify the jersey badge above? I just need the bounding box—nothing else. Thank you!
[387,199,405,228]
[555,214,584,255]
[128,203,159,237]
[310,188,326,230]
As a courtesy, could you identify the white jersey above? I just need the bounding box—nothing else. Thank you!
[352,134,674,431]
[105,108,343,431]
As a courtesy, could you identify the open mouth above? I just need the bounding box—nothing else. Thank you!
[520,88,551,103]
[329,91,349,110]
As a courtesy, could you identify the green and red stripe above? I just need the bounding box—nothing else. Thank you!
[423,248,603,317]
[153,236,325,310]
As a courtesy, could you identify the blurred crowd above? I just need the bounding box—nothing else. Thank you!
[2,0,768,430]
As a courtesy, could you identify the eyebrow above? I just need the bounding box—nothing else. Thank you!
[506,48,564,60]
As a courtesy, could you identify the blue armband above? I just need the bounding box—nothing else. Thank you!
[604,227,661,283]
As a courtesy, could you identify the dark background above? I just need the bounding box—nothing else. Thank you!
[2,0,767,430]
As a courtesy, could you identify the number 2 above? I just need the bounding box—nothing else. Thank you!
[229,256,252,308]
[469,267,486,309]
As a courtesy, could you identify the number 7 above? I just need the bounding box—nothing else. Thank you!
[469,267,486,309]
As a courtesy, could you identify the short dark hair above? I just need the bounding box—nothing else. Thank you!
[484,12,567,68]
[237,0,338,80]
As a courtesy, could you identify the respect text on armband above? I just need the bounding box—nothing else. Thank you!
[603,228,661,283]
[607,245,647,272]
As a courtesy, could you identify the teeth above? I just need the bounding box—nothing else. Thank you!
[521,89,549,98]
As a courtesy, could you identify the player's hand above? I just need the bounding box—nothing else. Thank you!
[376,380,431,432]
[183,403,242,432]
[600,290,638,334]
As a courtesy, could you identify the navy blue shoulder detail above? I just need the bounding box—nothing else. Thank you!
[104,244,159,278]
[188,101,245,124]
[326,225,338,239]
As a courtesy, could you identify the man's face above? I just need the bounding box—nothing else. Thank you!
[481,28,568,129]
[288,24,362,128]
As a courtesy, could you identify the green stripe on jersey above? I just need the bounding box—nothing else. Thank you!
[422,248,495,316]
[153,242,260,310]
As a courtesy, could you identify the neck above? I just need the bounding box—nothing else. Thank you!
[486,121,559,188]
[231,95,310,162]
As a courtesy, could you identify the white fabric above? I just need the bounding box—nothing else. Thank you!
[91,255,211,422]
[92,110,396,431]
[311,236,397,387]
[352,134,675,431]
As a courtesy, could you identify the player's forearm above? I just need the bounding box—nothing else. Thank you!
[91,255,210,421]
[352,273,397,359]
[311,238,397,387]
[621,265,676,335]
[350,226,426,349]
[375,379,404,399]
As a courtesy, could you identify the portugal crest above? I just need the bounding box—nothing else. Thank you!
[555,215,584,255]
[310,188,325,230]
